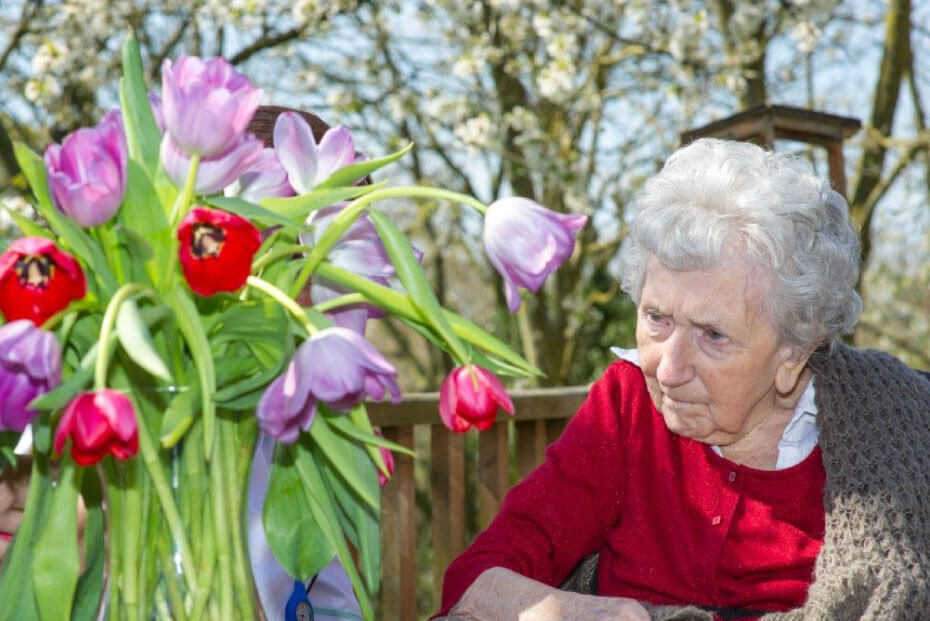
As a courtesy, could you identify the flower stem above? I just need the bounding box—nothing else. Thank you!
[94,283,149,389]
[313,292,367,313]
[121,458,143,621]
[288,185,488,299]
[136,410,199,593]
[208,430,234,621]
[251,244,312,273]
[245,276,317,336]
[516,297,539,379]
[220,417,256,618]
[101,460,123,619]
[170,153,201,227]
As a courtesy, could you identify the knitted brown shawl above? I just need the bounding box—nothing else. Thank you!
[646,344,930,620]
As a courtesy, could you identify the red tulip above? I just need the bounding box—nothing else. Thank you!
[177,207,261,296]
[439,364,514,433]
[54,390,138,466]
[0,237,87,325]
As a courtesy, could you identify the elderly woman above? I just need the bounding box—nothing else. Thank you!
[436,138,930,620]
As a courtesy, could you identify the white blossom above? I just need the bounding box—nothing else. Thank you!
[454,114,492,147]
[790,21,822,54]
[537,59,575,102]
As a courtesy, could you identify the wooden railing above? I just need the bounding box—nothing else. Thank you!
[367,386,589,620]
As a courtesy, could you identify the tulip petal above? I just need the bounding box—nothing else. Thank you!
[316,126,356,181]
[273,112,319,194]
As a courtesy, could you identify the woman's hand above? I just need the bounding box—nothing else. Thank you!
[448,567,650,621]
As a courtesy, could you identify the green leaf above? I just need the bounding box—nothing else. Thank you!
[168,286,216,457]
[0,458,52,621]
[30,360,95,411]
[119,30,161,175]
[214,360,284,404]
[32,462,83,621]
[116,298,173,383]
[12,142,118,294]
[205,195,301,231]
[326,410,415,457]
[260,181,387,220]
[314,441,380,593]
[159,387,198,448]
[309,413,378,511]
[370,210,470,363]
[71,469,105,621]
[315,143,413,189]
[293,441,373,620]
[315,262,542,377]
[2,206,50,239]
[264,446,333,579]
[119,160,173,286]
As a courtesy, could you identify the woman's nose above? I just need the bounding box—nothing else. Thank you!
[656,331,694,386]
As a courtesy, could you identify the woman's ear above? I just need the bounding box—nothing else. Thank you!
[774,345,812,395]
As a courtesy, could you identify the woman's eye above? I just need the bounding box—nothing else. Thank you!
[646,311,665,324]
[703,328,728,343]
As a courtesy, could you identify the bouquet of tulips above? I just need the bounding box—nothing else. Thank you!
[0,32,586,621]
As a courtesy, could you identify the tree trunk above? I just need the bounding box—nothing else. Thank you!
[849,0,911,269]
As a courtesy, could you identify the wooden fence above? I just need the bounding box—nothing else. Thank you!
[366,386,589,619]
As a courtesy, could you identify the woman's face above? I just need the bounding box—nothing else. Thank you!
[635,256,805,447]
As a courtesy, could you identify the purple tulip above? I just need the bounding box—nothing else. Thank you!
[237,148,295,202]
[256,327,401,444]
[0,320,62,431]
[273,112,358,193]
[161,56,262,158]
[44,111,128,227]
[161,132,263,195]
[301,206,407,327]
[483,197,588,313]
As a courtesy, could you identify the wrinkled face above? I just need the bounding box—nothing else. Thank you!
[636,256,801,447]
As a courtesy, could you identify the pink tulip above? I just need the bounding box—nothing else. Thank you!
[273,112,359,193]
[160,56,262,158]
[439,365,514,433]
[238,148,295,202]
[482,197,588,313]
[161,132,263,195]
[54,390,138,466]
[44,111,128,227]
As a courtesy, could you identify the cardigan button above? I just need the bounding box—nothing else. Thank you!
[728,471,737,483]
[711,515,722,526]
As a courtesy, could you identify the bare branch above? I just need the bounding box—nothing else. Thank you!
[228,24,310,66]
[0,0,43,72]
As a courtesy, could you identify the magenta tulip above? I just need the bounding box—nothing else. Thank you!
[273,112,359,193]
[54,389,138,466]
[439,364,514,433]
[161,132,263,195]
[44,111,128,227]
[482,198,588,313]
[256,327,400,444]
[0,320,61,431]
[160,56,262,158]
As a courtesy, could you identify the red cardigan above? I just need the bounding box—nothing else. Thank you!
[439,360,825,618]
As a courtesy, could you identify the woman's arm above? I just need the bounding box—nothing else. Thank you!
[449,567,649,621]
